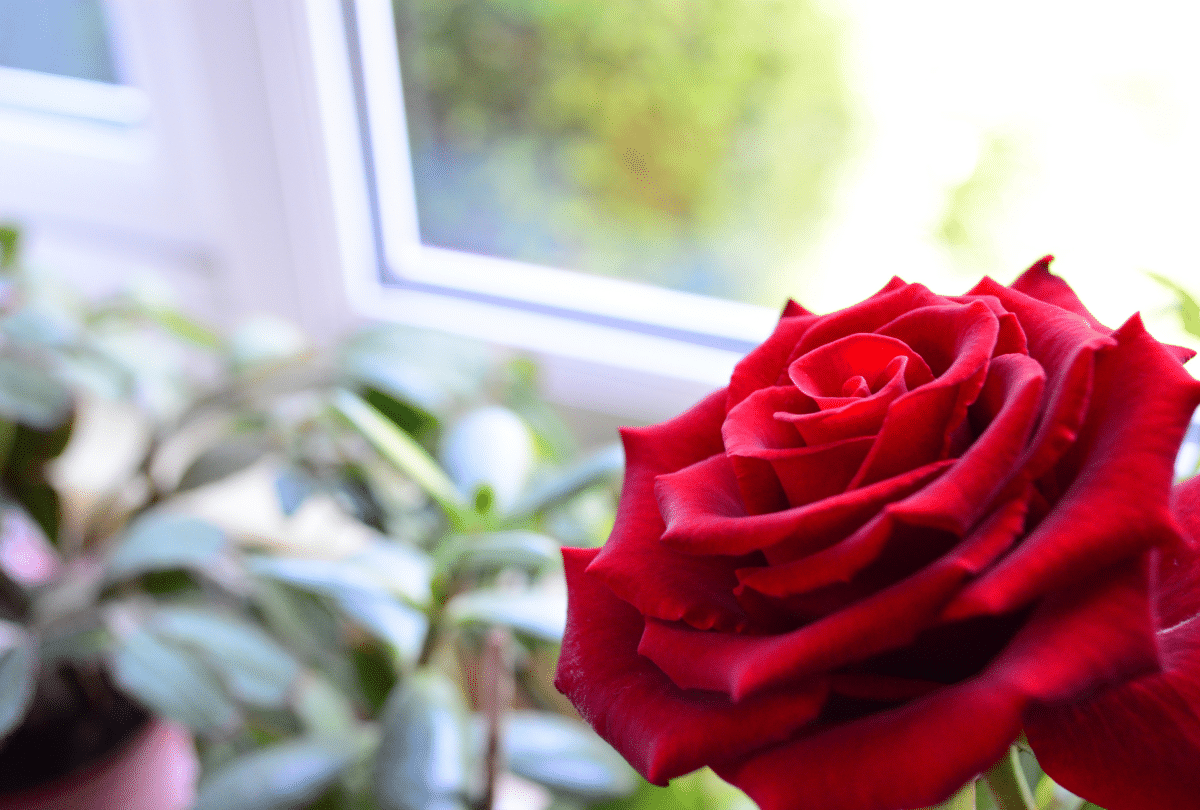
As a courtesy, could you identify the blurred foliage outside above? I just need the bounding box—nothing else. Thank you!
[394,0,854,305]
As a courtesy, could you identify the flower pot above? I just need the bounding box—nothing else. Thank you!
[0,718,197,810]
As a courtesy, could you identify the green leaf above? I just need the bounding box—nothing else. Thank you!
[349,542,435,607]
[292,672,359,739]
[983,747,1037,810]
[178,438,269,492]
[146,307,224,350]
[339,324,490,414]
[150,605,301,708]
[1033,774,1085,810]
[248,543,433,608]
[0,621,36,740]
[194,738,354,810]
[1148,271,1200,338]
[510,443,623,518]
[502,711,638,801]
[252,580,344,670]
[332,389,466,516]
[444,583,566,643]
[248,556,430,663]
[106,513,226,581]
[374,671,470,810]
[108,627,239,731]
[0,358,72,430]
[0,224,19,271]
[337,594,428,666]
[436,531,561,579]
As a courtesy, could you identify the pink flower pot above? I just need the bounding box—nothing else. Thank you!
[0,719,197,810]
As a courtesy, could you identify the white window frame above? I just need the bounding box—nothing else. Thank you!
[0,0,775,419]
[314,0,782,394]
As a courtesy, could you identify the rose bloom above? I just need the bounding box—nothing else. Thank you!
[555,260,1200,810]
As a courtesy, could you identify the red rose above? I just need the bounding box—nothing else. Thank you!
[555,259,1200,810]
[1023,473,1200,810]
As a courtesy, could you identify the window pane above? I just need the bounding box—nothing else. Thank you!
[0,0,118,84]
[392,0,854,307]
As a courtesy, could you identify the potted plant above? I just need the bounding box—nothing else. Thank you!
[0,223,661,810]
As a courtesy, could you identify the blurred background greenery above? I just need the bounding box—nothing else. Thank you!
[389,0,1200,356]
[395,0,853,306]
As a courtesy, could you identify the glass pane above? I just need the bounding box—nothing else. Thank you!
[0,0,119,84]
[392,0,855,307]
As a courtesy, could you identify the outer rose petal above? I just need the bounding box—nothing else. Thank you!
[1025,476,1200,810]
[946,315,1200,619]
[1005,256,1195,362]
[966,275,1116,485]
[554,547,829,785]
[716,559,1160,810]
[588,390,751,631]
[1008,255,1112,333]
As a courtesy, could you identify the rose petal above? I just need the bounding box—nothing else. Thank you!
[950,293,1029,356]
[641,495,1031,701]
[656,453,955,558]
[967,276,1117,485]
[721,386,812,513]
[827,671,945,703]
[780,354,932,445]
[875,300,1000,377]
[734,514,950,601]
[781,299,812,318]
[555,547,830,786]
[728,312,817,410]
[945,315,1200,620]
[787,333,934,401]
[848,301,998,487]
[887,352,1045,537]
[761,437,876,510]
[723,385,813,450]
[716,677,1025,810]
[787,282,950,364]
[1008,255,1112,333]
[1024,476,1200,810]
[724,385,878,510]
[760,460,957,565]
[587,390,750,631]
[716,558,1159,810]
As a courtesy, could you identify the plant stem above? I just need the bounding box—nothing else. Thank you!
[478,627,513,810]
[983,746,1037,810]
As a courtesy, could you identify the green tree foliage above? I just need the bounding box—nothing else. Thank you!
[395,0,854,302]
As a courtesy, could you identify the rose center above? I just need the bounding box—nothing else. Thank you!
[788,333,934,411]
[842,375,871,398]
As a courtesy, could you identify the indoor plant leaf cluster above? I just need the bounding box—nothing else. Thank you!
[0,224,658,810]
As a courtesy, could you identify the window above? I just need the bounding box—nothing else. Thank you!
[0,0,149,159]
[1,0,1196,420]
[334,0,863,396]
[328,0,1200,421]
